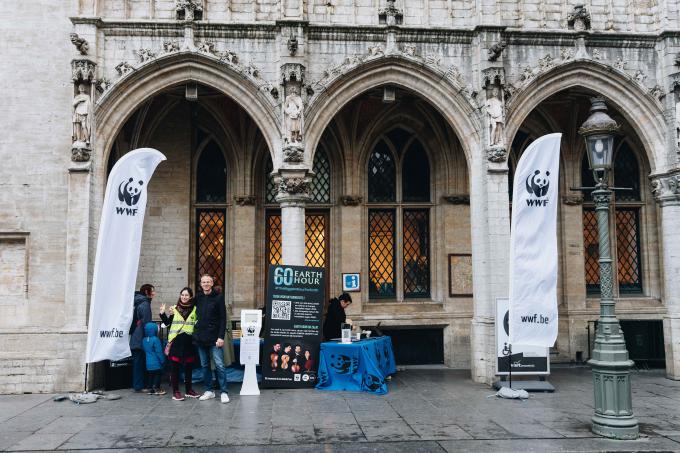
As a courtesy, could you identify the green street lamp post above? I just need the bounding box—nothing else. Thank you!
[578,96,639,440]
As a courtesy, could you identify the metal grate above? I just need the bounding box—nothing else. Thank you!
[305,214,326,267]
[265,158,278,203]
[368,210,396,298]
[403,209,430,297]
[614,143,641,202]
[368,141,396,202]
[583,208,600,294]
[616,208,642,293]
[196,210,225,288]
[311,149,331,203]
[267,213,282,265]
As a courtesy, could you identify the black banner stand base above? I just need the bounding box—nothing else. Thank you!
[493,380,555,392]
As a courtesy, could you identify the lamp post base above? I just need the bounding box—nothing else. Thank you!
[592,414,639,440]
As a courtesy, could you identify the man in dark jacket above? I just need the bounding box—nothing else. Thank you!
[130,284,154,392]
[323,292,352,341]
[195,274,229,403]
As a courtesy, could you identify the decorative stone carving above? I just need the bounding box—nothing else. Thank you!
[482,67,505,88]
[538,54,555,71]
[71,59,96,82]
[234,195,256,206]
[69,33,89,55]
[486,146,507,163]
[649,85,664,101]
[650,172,680,202]
[425,53,441,66]
[487,41,506,62]
[278,177,310,196]
[176,0,203,21]
[71,146,91,162]
[401,44,416,56]
[562,194,584,205]
[675,52,680,67]
[378,0,403,25]
[283,144,304,163]
[614,57,626,70]
[560,48,574,61]
[242,60,260,78]
[198,41,218,55]
[567,4,591,31]
[115,61,134,76]
[634,70,647,85]
[591,49,603,60]
[284,85,303,144]
[218,49,238,64]
[137,48,156,63]
[95,77,111,93]
[442,194,470,205]
[367,44,385,57]
[281,63,305,83]
[287,33,298,56]
[674,92,680,149]
[163,40,180,53]
[341,195,363,206]
[485,85,505,149]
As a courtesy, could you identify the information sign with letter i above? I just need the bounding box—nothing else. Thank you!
[240,309,262,396]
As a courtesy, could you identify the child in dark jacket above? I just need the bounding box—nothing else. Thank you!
[142,322,166,395]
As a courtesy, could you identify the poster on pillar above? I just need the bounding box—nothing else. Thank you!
[262,264,326,388]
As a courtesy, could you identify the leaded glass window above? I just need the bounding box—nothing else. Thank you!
[196,141,227,203]
[581,141,643,295]
[367,127,431,301]
[369,209,396,298]
[265,157,277,203]
[368,141,396,202]
[311,148,331,203]
[403,210,430,297]
[402,140,430,202]
[266,212,327,267]
[196,210,225,288]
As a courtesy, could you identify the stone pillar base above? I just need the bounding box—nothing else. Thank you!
[664,315,680,380]
[470,317,496,384]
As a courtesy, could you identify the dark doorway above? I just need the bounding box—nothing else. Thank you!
[379,327,444,365]
[620,320,665,368]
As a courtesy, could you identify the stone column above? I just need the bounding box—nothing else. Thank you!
[64,162,92,331]
[276,171,310,265]
[651,172,680,379]
[232,196,257,310]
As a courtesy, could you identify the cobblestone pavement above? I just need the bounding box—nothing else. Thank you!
[1,367,680,452]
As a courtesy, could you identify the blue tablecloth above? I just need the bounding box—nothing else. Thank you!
[316,336,397,395]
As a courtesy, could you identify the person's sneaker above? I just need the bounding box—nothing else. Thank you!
[185,389,200,398]
[154,388,166,396]
[198,390,215,401]
[172,391,185,401]
[220,392,230,403]
[133,388,150,393]
[147,389,157,395]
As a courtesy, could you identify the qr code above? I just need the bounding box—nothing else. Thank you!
[271,300,291,320]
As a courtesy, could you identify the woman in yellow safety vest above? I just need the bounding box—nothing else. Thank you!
[160,287,199,401]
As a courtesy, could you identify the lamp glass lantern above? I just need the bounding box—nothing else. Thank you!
[578,96,619,181]
[584,133,614,172]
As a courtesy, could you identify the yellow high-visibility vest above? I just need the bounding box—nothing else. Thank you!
[168,306,197,342]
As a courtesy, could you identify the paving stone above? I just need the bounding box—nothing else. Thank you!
[313,424,366,443]
[37,416,94,434]
[409,422,474,440]
[358,420,419,442]
[7,432,74,451]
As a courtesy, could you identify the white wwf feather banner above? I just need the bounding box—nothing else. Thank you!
[86,148,166,363]
[508,133,562,347]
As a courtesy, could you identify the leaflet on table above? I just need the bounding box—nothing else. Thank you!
[262,264,326,388]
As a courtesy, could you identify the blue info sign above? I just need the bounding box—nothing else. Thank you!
[342,273,360,292]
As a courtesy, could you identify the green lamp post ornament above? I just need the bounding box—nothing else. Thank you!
[578,96,639,440]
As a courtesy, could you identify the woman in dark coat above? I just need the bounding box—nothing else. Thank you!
[160,287,199,401]
[323,292,352,340]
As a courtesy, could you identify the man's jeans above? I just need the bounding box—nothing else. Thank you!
[131,349,146,391]
[197,345,228,394]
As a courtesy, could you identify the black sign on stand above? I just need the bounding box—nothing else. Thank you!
[262,265,325,388]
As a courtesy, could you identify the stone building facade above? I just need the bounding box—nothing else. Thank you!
[1,0,680,392]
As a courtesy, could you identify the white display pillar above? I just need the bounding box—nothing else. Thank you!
[652,172,680,379]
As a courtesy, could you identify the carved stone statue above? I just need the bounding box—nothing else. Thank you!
[567,4,591,31]
[485,86,505,147]
[69,33,89,55]
[487,41,506,62]
[72,84,91,144]
[284,86,303,143]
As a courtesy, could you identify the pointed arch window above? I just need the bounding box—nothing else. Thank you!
[582,139,643,295]
[367,128,431,300]
[310,148,331,203]
[196,140,227,203]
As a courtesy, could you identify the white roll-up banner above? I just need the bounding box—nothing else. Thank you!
[86,148,166,363]
[508,133,562,347]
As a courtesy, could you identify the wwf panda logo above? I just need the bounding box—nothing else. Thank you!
[525,170,550,198]
[118,177,144,206]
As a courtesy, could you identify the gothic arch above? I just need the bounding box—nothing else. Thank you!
[95,52,281,172]
[505,60,666,172]
[305,57,482,166]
